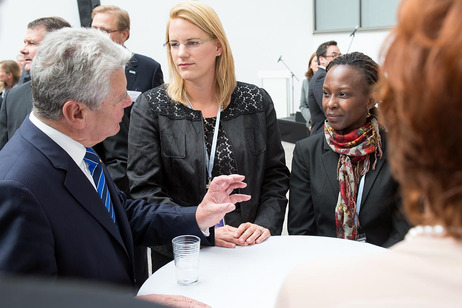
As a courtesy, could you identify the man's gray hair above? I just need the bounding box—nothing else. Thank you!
[31,27,132,120]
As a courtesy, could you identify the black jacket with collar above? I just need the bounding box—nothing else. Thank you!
[288,130,410,247]
[127,82,290,235]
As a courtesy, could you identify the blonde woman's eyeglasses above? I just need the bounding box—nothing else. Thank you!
[163,37,213,49]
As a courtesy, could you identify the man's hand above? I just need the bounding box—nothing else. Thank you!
[215,223,270,248]
[196,174,251,231]
[137,293,210,307]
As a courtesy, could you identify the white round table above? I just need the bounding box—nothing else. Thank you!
[138,235,387,307]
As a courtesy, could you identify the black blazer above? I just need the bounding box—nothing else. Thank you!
[307,68,326,135]
[0,118,211,286]
[128,82,290,235]
[0,81,32,150]
[288,131,410,247]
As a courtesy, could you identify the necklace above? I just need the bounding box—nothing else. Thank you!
[405,225,446,241]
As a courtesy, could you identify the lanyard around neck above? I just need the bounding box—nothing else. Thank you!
[355,175,365,224]
[186,96,221,184]
[204,106,221,183]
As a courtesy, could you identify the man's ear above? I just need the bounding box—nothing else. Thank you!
[121,29,130,43]
[62,101,87,129]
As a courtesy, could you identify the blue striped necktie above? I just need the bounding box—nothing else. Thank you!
[84,148,116,224]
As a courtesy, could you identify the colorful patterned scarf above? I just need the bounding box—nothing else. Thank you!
[324,117,382,240]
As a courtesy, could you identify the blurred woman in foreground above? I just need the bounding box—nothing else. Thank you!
[277,0,462,306]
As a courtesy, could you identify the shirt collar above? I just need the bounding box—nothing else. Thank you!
[29,112,87,166]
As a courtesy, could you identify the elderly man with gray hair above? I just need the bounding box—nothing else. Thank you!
[0,27,250,308]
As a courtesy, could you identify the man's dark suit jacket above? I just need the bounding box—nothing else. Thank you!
[307,68,326,135]
[0,118,211,287]
[0,81,32,150]
[288,131,410,247]
[93,53,164,194]
[18,68,31,84]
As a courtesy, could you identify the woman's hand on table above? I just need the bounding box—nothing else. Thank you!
[215,223,270,248]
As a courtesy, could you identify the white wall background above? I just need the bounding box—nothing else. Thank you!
[0,0,392,118]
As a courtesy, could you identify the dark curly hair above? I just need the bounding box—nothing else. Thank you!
[326,51,379,94]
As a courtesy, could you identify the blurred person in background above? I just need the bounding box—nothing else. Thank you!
[0,17,70,150]
[299,52,318,132]
[0,60,21,105]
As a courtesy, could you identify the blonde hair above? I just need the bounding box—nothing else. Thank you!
[305,52,317,81]
[165,1,236,108]
[0,60,21,93]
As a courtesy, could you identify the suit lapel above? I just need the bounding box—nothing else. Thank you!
[63,168,128,251]
[360,137,388,210]
[104,165,134,262]
[321,137,340,195]
[125,55,137,91]
[21,118,131,258]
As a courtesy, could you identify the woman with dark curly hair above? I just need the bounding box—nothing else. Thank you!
[288,51,410,247]
[278,0,462,306]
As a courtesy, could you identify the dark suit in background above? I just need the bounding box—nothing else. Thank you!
[126,53,164,94]
[0,118,211,287]
[288,131,410,247]
[307,67,326,135]
[17,68,31,84]
[0,81,32,150]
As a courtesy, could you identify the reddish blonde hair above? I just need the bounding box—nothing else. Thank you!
[379,0,462,237]
[305,52,316,81]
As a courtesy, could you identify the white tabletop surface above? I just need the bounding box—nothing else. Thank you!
[138,235,387,307]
